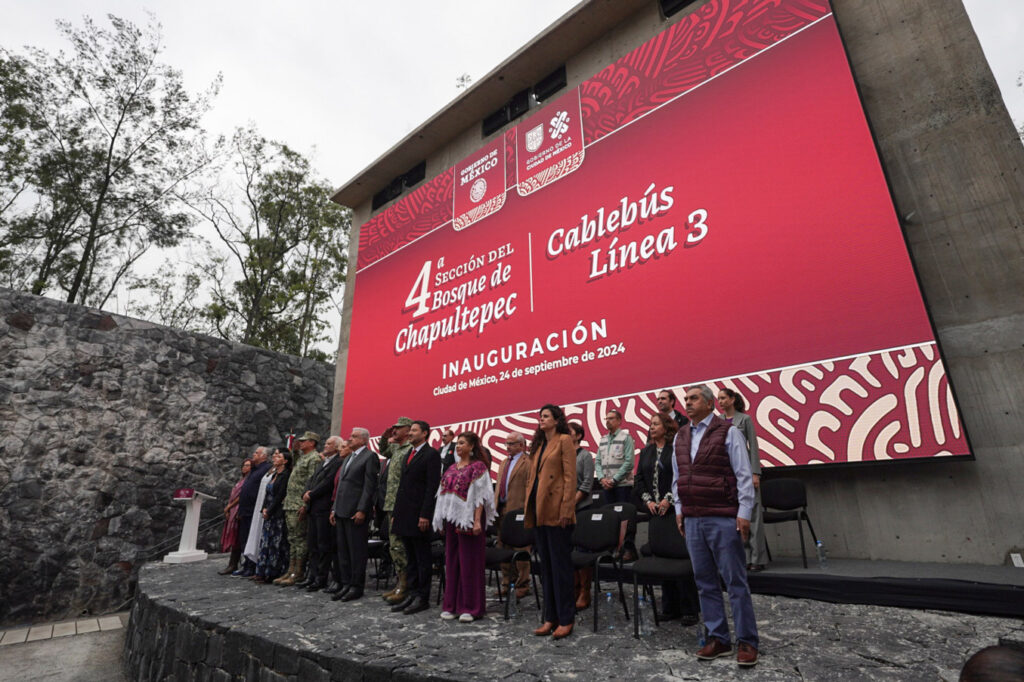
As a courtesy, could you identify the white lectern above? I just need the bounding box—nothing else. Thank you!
[164,488,216,564]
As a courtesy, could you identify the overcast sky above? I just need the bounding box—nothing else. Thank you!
[1,1,1021,352]
[2,0,1021,191]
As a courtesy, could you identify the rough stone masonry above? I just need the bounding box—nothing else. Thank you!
[0,288,334,626]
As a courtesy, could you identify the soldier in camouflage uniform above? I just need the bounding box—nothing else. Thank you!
[274,431,321,586]
[379,417,413,604]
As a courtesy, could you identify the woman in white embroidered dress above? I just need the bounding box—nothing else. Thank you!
[433,431,496,622]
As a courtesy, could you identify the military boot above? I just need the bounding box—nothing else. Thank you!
[381,570,403,601]
[385,572,408,604]
[272,558,296,586]
[278,558,304,587]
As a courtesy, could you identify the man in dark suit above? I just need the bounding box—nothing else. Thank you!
[390,420,440,615]
[437,428,456,474]
[657,389,687,427]
[302,435,345,591]
[330,427,379,602]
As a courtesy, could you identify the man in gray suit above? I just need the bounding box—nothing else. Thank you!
[330,427,379,602]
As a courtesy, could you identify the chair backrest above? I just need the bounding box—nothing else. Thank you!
[572,508,621,552]
[590,491,604,505]
[499,508,535,548]
[647,513,689,560]
[603,501,637,523]
[760,478,807,511]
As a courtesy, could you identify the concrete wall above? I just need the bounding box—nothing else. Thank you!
[333,0,1024,565]
[0,289,334,625]
[761,0,1024,565]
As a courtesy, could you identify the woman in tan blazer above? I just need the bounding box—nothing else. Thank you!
[524,403,577,640]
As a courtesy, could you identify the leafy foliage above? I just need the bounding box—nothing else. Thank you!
[183,128,349,361]
[0,14,219,306]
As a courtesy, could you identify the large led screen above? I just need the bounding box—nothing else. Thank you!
[341,0,970,468]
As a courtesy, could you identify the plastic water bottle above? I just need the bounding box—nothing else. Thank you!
[605,592,616,630]
[696,615,707,648]
[508,584,521,619]
[637,595,653,636]
[816,540,827,569]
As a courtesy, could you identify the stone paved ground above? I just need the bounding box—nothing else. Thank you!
[131,558,1024,681]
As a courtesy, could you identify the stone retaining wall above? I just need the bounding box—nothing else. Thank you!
[0,288,334,626]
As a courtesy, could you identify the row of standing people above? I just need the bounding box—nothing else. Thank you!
[218,384,763,664]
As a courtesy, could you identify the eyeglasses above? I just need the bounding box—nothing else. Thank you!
[504,441,519,446]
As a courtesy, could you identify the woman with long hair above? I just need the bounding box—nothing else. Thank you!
[253,448,293,583]
[218,459,252,575]
[433,431,496,622]
[718,388,766,571]
[524,404,577,640]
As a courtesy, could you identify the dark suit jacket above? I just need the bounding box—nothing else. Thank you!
[438,442,456,474]
[306,454,344,516]
[238,460,272,517]
[262,468,292,519]
[392,444,440,537]
[634,441,674,503]
[332,447,380,518]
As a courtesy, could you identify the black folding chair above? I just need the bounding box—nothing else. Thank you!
[571,508,630,632]
[603,501,638,562]
[761,477,819,568]
[484,509,541,620]
[630,513,694,638]
[430,531,446,604]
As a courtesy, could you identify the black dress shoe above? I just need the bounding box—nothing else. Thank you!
[679,613,700,627]
[341,589,363,602]
[325,582,343,594]
[295,576,313,588]
[306,581,327,592]
[402,597,430,615]
[218,564,238,576]
[330,586,352,601]
[657,611,681,622]
[390,594,416,612]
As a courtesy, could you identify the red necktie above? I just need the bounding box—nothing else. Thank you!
[331,465,342,502]
[406,447,417,466]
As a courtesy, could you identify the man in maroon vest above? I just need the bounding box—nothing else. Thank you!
[671,385,760,667]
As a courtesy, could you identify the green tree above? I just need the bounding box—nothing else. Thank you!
[0,14,219,306]
[184,128,349,360]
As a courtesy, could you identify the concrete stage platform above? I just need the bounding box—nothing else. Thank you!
[748,557,1024,618]
[123,557,1023,681]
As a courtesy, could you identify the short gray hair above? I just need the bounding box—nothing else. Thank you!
[689,384,716,404]
[351,427,370,442]
[326,435,344,449]
[507,432,526,445]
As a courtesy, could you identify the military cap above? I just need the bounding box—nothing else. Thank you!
[392,417,413,428]
[297,430,320,443]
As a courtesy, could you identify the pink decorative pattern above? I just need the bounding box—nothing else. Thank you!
[356,170,454,271]
[515,150,586,197]
[369,344,966,478]
[580,0,831,144]
[453,193,506,231]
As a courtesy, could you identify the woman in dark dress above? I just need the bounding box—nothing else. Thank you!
[635,413,698,624]
[253,448,292,583]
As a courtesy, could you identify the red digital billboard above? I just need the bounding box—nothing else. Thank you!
[341,0,970,468]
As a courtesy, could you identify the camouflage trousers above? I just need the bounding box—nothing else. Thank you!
[285,510,308,561]
[385,512,407,572]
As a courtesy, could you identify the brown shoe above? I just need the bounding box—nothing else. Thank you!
[737,642,758,667]
[515,586,530,600]
[696,638,732,660]
[551,624,573,640]
[533,622,555,636]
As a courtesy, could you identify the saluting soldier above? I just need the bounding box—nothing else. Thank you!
[379,417,413,605]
